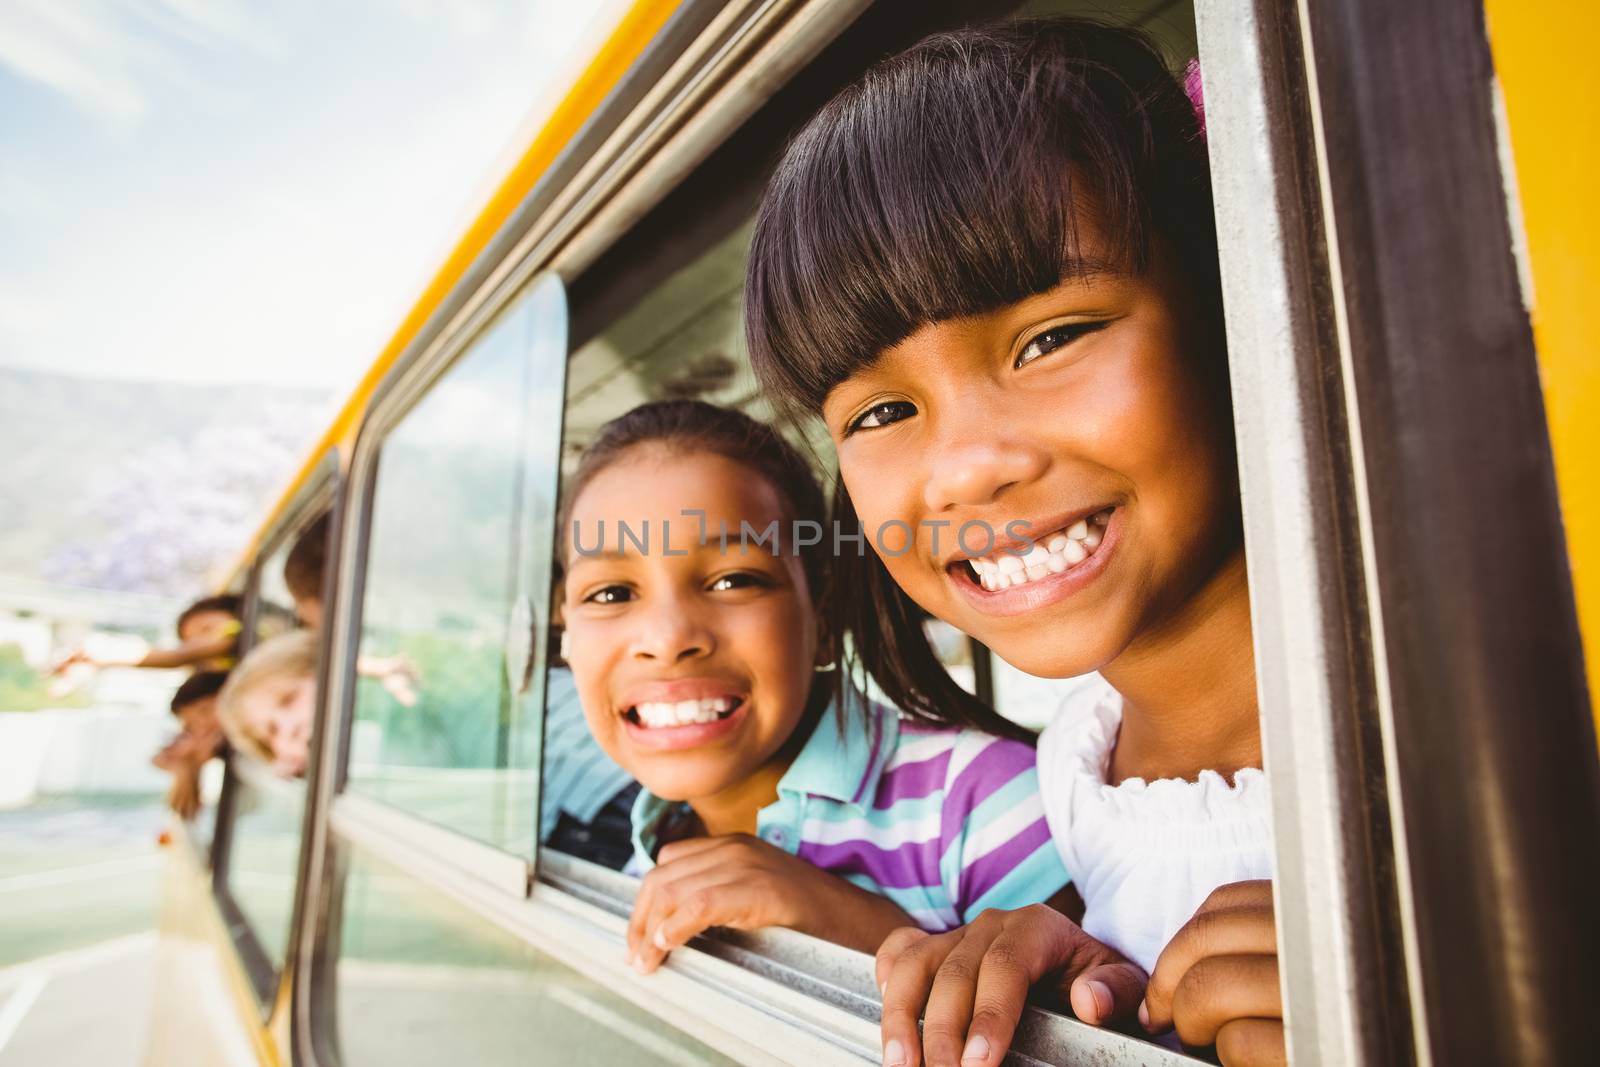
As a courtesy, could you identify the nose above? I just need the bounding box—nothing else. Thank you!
[628,594,714,664]
[921,430,1050,512]
[277,707,310,743]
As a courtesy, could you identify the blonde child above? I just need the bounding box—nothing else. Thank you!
[218,630,317,778]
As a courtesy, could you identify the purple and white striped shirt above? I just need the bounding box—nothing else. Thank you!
[630,689,1069,931]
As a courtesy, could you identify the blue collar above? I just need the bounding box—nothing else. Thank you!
[629,685,897,864]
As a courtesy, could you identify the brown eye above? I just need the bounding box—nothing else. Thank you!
[584,585,633,605]
[1015,321,1110,369]
[848,399,916,434]
[709,571,770,592]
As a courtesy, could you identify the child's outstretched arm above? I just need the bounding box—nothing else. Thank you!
[874,894,1146,1067]
[626,834,913,973]
[53,635,237,673]
[1140,881,1284,1067]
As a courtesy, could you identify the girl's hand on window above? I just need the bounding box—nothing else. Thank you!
[626,834,913,973]
[1140,880,1284,1067]
[875,902,1146,1067]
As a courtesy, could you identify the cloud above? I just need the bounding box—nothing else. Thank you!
[0,0,283,129]
[0,0,150,127]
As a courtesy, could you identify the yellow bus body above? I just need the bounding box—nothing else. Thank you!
[1485,0,1600,719]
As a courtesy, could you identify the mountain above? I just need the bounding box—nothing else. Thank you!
[0,367,334,595]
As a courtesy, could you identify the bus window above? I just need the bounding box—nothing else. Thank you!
[212,501,328,1005]
[347,275,566,855]
[330,843,737,1066]
[215,758,306,999]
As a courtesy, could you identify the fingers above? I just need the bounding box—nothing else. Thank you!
[876,926,929,995]
[878,927,962,1067]
[628,869,743,973]
[880,905,1146,1067]
[1167,955,1282,1049]
[1068,959,1148,1027]
[627,837,781,974]
[945,927,1039,1067]
[918,921,1003,1067]
[1196,880,1274,915]
[1215,1018,1287,1067]
[627,839,738,968]
[1144,895,1277,1032]
[655,835,739,865]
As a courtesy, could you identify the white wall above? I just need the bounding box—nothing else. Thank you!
[0,707,174,809]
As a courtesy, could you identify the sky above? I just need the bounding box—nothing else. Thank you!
[0,0,624,392]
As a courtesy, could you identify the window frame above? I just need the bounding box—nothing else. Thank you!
[1258,1,1599,1063]
[212,458,339,1016]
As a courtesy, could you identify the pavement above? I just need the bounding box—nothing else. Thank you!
[0,794,167,1067]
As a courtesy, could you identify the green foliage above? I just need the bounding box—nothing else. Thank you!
[0,643,86,712]
[358,629,510,769]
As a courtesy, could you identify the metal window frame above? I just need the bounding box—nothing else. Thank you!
[1192,4,1413,1063]
[1293,1,1600,1064]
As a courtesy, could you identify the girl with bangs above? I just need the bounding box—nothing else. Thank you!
[746,18,1283,1067]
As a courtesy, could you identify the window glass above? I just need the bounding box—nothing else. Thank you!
[214,514,324,994]
[350,277,566,854]
[332,843,737,1066]
[223,765,304,977]
[254,543,301,643]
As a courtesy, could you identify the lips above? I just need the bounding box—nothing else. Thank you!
[615,678,750,751]
[960,508,1112,591]
[946,506,1122,616]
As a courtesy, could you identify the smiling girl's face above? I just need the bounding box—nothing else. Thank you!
[562,446,819,803]
[823,230,1238,680]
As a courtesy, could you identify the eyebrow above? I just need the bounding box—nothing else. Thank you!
[565,542,790,566]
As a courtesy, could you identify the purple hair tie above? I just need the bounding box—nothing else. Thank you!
[1183,58,1206,138]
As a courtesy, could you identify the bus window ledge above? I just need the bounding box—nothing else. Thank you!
[536,848,1196,1067]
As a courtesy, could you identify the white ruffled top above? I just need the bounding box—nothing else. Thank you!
[1037,678,1275,975]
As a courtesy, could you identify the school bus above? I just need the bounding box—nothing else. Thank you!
[143,1,1599,1065]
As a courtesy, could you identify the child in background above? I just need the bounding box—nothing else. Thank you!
[746,19,1280,1066]
[560,400,1068,972]
[284,511,330,629]
[153,670,229,819]
[218,630,317,778]
[54,594,243,676]
[285,511,417,706]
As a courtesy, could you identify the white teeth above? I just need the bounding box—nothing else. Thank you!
[965,510,1112,592]
[633,696,738,728]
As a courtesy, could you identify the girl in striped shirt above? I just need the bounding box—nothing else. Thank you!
[558,400,1069,973]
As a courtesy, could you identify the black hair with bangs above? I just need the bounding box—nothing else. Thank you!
[745,16,1217,412]
[744,18,1221,740]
